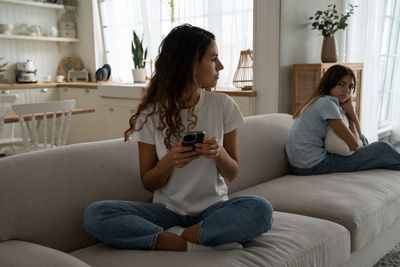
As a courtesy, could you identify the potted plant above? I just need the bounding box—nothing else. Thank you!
[0,57,8,83]
[309,4,356,63]
[131,30,148,83]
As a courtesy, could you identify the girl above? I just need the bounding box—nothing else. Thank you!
[83,24,273,251]
[286,64,400,175]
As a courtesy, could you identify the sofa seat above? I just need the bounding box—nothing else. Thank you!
[0,240,90,267]
[230,169,400,251]
[70,212,350,267]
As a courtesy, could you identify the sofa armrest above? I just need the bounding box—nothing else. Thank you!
[0,240,89,267]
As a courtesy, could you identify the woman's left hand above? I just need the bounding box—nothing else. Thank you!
[195,137,221,158]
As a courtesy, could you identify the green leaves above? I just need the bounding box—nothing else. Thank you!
[131,30,148,69]
[309,4,357,37]
[0,57,8,74]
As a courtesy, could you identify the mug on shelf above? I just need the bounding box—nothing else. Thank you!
[56,75,65,82]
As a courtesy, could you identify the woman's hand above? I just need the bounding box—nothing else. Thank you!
[340,96,355,116]
[194,137,222,158]
[167,142,201,168]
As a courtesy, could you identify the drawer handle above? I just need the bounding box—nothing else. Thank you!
[41,88,48,93]
[85,89,90,93]
[129,109,135,114]
[63,88,68,92]
[1,90,10,94]
[109,107,114,112]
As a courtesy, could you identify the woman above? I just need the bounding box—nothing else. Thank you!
[286,64,400,175]
[83,24,273,251]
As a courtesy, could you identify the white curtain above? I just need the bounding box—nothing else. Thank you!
[97,0,253,86]
[391,59,400,143]
[346,0,387,142]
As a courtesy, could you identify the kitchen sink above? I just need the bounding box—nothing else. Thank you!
[98,83,147,99]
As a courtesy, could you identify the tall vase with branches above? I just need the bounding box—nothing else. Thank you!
[309,4,357,63]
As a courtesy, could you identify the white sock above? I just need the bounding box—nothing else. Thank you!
[165,226,243,251]
[165,226,185,236]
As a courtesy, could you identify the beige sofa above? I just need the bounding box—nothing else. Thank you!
[1,113,400,267]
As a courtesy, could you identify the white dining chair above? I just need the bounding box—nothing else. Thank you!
[11,99,76,153]
[0,105,10,141]
[0,94,24,153]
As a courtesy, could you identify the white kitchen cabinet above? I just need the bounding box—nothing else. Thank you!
[1,88,30,104]
[58,87,99,144]
[100,97,140,140]
[30,87,58,103]
[0,88,30,142]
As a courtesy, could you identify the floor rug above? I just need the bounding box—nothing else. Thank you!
[374,243,400,267]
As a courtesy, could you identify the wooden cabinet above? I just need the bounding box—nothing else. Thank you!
[292,63,363,119]
[58,87,99,144]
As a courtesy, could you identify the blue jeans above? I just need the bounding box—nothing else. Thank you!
[83,195,273,250]
[290,136,400,175]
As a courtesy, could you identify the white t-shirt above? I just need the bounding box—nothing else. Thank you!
[134,89,244,216]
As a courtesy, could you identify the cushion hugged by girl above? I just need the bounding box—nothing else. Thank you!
[286,64,400,176]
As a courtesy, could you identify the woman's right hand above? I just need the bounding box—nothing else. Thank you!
[167,142,201,168]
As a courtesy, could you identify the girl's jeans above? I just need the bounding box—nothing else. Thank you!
[83,195,273,250]
[291,136,400,175]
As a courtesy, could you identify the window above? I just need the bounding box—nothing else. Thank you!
[98,0,253,86]
[377,0,400,128]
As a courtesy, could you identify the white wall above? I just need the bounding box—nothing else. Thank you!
[278,0,345,113]
[253,0,280,115]
[72,0,97,81]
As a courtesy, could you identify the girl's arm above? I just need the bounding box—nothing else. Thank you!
[138,142,201,192]
[195,129,240,182]
[327,119,360,151]
[341,96,362,138]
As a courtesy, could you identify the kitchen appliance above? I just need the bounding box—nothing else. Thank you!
[67,68,90,82]
[16,60,37,83]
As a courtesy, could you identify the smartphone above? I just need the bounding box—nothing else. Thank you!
[182,130,205,148]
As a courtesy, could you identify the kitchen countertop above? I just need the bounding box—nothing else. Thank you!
[0,82,257,96]
[0,82,109,89]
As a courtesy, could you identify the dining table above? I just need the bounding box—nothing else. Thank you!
[4,108,95,124]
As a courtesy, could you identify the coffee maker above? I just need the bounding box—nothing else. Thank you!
[16,60,38,83]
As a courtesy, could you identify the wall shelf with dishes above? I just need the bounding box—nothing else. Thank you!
[0,0,65,9]
[0,0,79,45]
[0,34,79,43]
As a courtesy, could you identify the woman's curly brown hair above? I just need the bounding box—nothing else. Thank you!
[124,24,215,149]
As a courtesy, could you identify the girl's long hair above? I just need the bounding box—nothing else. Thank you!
[293,64,356,118]
[124,24,215,149]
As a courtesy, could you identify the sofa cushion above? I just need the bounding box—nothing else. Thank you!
[0,139,152,253]
[71,211,350,267]
[228,114,293,194]
[230,169,400,251]
[0,240,90,267]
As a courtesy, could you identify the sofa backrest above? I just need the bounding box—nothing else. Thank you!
[0,139,152,253]
[228,113,293,194]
